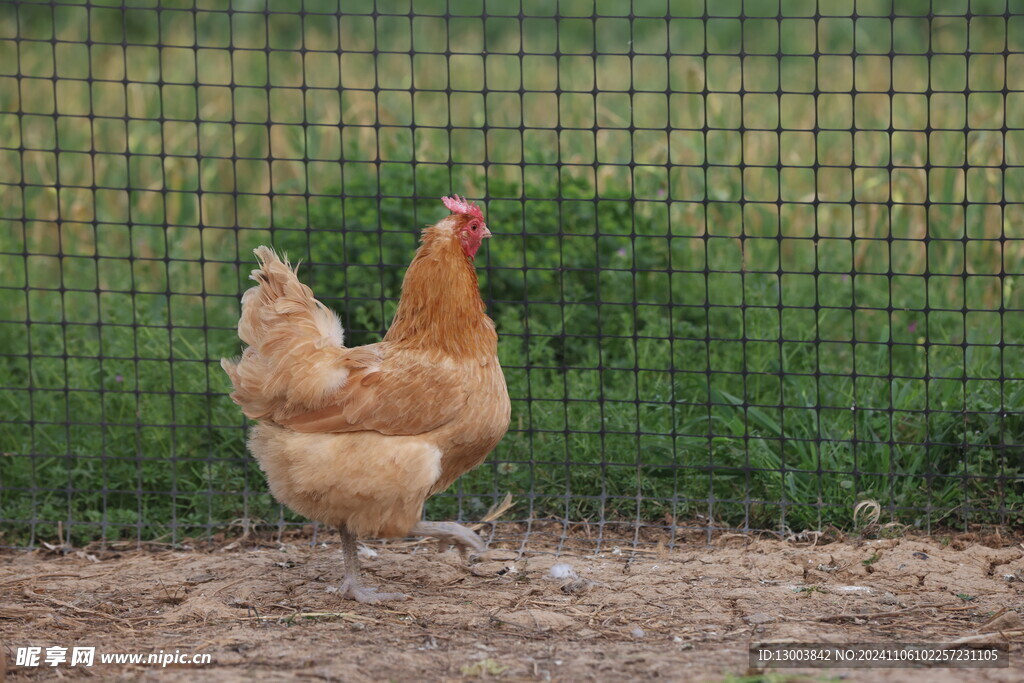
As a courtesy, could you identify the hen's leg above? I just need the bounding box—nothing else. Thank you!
[410,521,486,559]
[337,527,408,603]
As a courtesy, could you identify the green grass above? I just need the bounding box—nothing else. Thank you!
[1,2,1023,545]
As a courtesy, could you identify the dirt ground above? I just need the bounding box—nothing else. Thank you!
[2,531,1023,682]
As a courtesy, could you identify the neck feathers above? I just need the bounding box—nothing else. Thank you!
[384,227,497,357]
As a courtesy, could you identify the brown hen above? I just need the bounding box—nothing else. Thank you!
[221,196,510,602]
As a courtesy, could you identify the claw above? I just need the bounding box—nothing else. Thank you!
[411,521,486,560]
[337,577,408,603]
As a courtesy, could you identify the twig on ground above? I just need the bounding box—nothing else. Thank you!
[817,604,937,622]
[946,630,1024,645]
[237,611,377,625]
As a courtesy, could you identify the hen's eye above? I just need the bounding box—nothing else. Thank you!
[471,224,478,231]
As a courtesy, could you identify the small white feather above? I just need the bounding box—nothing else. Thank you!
[548,562,578,579]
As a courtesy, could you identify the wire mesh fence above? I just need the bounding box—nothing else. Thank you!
[0,0,1022,551]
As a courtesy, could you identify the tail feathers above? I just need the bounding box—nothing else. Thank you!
[222,246,349,421]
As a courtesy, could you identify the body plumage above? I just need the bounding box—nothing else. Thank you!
[221,196,510,601]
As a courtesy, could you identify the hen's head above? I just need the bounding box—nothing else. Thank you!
[441,195,491,260]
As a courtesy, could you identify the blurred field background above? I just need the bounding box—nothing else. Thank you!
[1,0,1023,546]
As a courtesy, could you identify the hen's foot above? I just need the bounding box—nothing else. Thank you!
[410,521,486,559]
[337,577,408,603]
[337,526,408,603]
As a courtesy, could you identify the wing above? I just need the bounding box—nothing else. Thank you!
[277,346,470,436]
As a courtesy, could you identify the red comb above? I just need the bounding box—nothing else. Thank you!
[441,194,484,221]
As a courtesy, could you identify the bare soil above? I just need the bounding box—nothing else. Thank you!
[2,532,1023,682]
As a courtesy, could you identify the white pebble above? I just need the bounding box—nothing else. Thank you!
[358,545,378,559]
[631,627,645,638]
[548,562,578,579]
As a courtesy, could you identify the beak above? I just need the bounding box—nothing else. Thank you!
[481,224,492,238]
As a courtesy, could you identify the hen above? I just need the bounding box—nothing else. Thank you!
[221,196,511,602]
